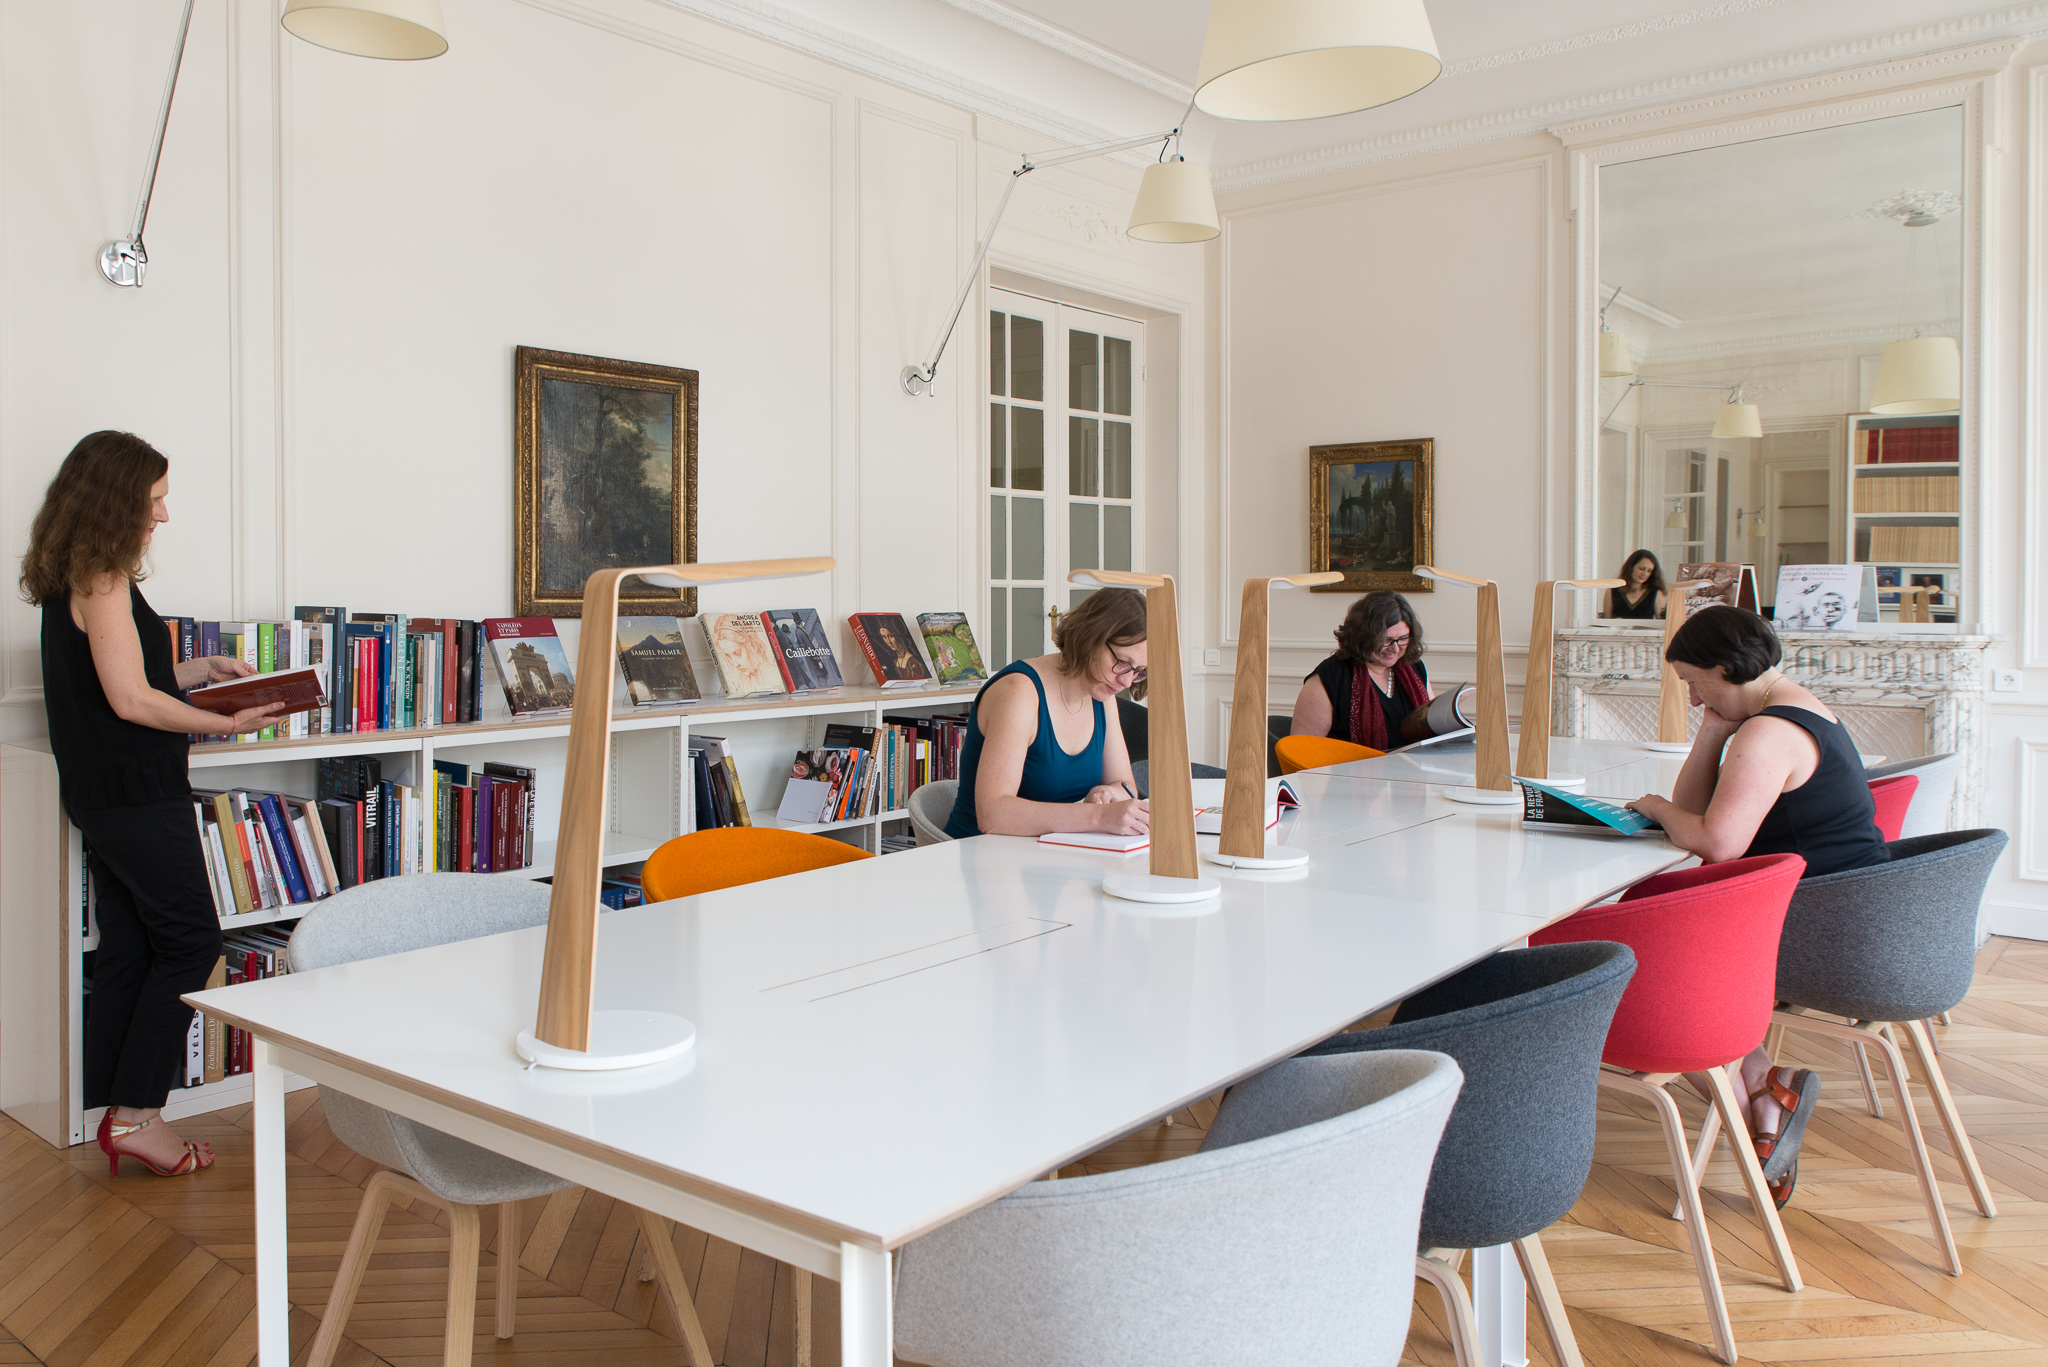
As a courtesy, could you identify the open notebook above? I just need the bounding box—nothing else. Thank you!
[1036,777,1301,853]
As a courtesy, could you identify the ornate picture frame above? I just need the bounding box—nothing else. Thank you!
[1309,438,1435,593]
[514,346,699,618]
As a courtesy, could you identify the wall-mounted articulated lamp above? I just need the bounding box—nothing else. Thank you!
[901,129,1216,396]
[101,0,447,287]
[1598,285,1633,378]
[1602,378,1761,439]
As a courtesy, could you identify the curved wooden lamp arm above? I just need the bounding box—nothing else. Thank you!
[1218,572,1341,857]
[1413,565,1493,588]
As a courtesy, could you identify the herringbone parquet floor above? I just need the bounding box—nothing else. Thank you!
[0,938,2042,1367]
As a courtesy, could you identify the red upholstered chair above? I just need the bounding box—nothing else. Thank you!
[1530,853,1807,1365]
[1868,773,1919,842]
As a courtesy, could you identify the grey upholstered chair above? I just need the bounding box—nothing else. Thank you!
[1762,830,2008,1278]
[909,779,958,845]
[1863,751,1962,838]
[1129,758,1227,798]
[1301,942,1637,1367]
[291,874,714,1367]
[894,1049,1463,1367]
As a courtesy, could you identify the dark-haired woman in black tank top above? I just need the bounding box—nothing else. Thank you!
[1625,606,1889,1208]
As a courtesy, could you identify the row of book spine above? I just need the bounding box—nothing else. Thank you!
[316,757,537,878]
[164,618,326,742]
[689,736,752,830]
[192,789,342,916]
[180,932,291,1088]
[1867,525,1961,563]
[1853,474,1959,513]
[1853,425,1958,464]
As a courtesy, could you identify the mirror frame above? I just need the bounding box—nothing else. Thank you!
[1558,47,2007,633]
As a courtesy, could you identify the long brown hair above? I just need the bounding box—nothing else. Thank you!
[19,431,167,606]
[1053,587,1148,701]
[1333,591,1423,666]
[1617,549,1666,596]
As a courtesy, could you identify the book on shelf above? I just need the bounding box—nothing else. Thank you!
[616,616,701,706]
[701,612,788,699]
[1673,563,1760,616]
[917,612,987,684]
[848,613,932,687]
[483,617,576,715]
[1853,424,1958,464]
[691,735,753,828]
[180,929,295,1089]
[1853,474,1959,513]
[762,608,845,692]
[778,749,860,824]
[1867,524,1960,563]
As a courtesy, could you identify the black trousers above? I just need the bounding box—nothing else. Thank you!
[72,795,222,1111]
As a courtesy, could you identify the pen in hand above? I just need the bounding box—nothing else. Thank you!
[1121,782,1138,801]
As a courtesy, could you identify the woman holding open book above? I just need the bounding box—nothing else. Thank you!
[21,432,287,1179]
[942,588,1148,838]
[1289,591,1432,751]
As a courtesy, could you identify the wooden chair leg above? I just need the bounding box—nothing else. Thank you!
[793,1266,814,1367]
[1901,1017,1997,1218]
[307,1169,406,1367]
[443,1202,482,1367]
[1600,1071,1738,1364]
[635,1208,717,1367]
[1670,1091,1721,1221]
[1415,1252,1482,1367]
[1851,1030,1885,1117]
[495,1201,520,1339]
[1512,1233,1584,1367]
[1703,1062,1802,1292]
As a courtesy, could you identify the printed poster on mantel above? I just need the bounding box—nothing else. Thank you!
[1773,564,1863,632]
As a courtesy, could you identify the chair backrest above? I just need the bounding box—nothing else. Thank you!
[288,872,551,972]
[1267,715,1293,778]
[1299,942,1636,1250]
[1867,773,1919,842]
[1116,696,1149,763]
[893,1050,1460,1367]
[908,779,958,846]
[640,826,873,902]
[1864,751,1962,838]
[1275,734,1382,774]
[1777,829,2008,1022]
[1529,854,1805,1074]
[1129,759,1227,798]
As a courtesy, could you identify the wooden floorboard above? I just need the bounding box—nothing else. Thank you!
[0,938,2044,1366]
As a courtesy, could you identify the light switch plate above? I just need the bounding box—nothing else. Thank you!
[1992,668,2023,693]
[1203,649,1222,667]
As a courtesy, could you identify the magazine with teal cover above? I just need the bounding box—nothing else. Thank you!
[1517,778,1663,836]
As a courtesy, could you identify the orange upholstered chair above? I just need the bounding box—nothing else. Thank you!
[640,827,873,902]
[1274,735,1384,775]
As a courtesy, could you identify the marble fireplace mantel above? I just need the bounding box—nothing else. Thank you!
[1553,625,1994,827]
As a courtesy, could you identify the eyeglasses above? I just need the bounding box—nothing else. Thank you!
[1108,646,1148,683]
[1377,632,1411,653]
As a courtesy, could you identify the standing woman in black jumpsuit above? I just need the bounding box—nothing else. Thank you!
[19,432,285,1177]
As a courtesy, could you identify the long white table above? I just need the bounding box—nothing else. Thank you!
[190,772,1687,1367]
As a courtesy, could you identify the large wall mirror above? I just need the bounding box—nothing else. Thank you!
[1591,104,1967,627]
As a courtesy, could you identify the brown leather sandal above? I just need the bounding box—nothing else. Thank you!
[1749,1066,1820,1208]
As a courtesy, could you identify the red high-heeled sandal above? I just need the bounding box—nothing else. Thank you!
[97,1110,214,1177]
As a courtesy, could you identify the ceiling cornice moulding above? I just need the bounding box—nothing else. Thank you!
[1637,318,1963,363]
[931,0,1193,102]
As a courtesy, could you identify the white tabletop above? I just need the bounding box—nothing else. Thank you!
[190,775,1686,1255]
[1318,735,1677,791]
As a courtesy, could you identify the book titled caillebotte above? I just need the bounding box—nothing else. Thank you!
[1517,778,1664,837]
[762,608,845,693]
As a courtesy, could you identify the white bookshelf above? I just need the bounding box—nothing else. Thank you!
[1846,412,1963,622]
[0,682,977,1148]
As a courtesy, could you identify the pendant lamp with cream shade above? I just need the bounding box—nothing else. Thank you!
[1196,0,1442,121]
[281,0,448,59]
[1871,335,1961,415]
[1711,387,1763,439]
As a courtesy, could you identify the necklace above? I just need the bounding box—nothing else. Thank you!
[1756,670,1783,712]
[1055,672,1088,716]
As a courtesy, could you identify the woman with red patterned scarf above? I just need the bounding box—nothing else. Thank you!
[1288,592,1431,752]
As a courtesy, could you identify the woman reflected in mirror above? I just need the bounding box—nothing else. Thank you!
[1605,549,1666,619]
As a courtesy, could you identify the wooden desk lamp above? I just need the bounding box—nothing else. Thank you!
[1516,578,1624,787]
[1411,566,1516,805]
[1207,572,1342,869]
[1647,580,1714,753]
[1067,569,1220,907]
[520,555,835,1071]
[1894,585,1952,624]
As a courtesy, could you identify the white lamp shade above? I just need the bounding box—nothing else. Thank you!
[1664,503,1686,530]
[282,0,448,59]
[1598,329,1633,377]
[1712,402,1762,440]
[1195,0,1442,122]
[1128,160,1220,243]
[1870,336,1961,415]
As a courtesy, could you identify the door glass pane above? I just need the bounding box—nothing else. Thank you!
[1012,408,1044,491]
[1069,330,1099,411]
[1012,318,1043,401]
[1012,497,1044,581]
[1013,587,1044,657]
[990,495,1006,578]
[1104,336,1131,415]
[1069,587,1094,610]
[1069,503,1098,571]
[990,403,1006,488]
[1069,416,1099,496]
[990,312,1006,398]
[990,588,1009,668]
[1104,504,1132,571]
[1104,421,1131,499]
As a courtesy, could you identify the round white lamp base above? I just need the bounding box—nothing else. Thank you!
[1643,740,1692,753]
[1445,786,1521,807]
[1202,843,1311,870]
[1103,872,1223,907]
[516,1010,696,1072]
[1521,772,1586,789]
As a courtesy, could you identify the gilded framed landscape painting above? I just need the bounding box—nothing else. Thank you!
[1309,438,1434,593]
[514,346,699,618]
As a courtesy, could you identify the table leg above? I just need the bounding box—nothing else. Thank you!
[839,1243,891,1367]
[1472,1243,1530,1367]
[254,1039,290,1366]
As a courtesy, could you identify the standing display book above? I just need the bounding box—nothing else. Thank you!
[762,608,845,692]
[1674,563,1760,616]
[916,612,988,684]
[848,613,933,687]
[483,618,577,715]
[1517,778,1664,836]
[615,616,700,706]
[1773,564,1864,631]
[701,612,789,699]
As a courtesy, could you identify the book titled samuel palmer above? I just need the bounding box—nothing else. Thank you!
[482,618,576,716]
[615,616,700,707]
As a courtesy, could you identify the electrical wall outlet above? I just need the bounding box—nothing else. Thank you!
[1203,649,1222,667]
[1992,668,2023,693]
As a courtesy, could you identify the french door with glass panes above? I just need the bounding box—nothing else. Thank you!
[986,289,1142,669]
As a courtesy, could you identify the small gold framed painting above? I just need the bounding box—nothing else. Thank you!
[1309,438,1435,593]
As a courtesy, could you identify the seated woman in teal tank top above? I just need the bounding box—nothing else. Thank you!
[944,588,1149,839]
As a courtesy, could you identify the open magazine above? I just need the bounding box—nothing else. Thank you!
[1517,778,1664,836]
[1387,684,1477,752]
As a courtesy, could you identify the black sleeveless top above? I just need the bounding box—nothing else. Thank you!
[1743,705,1889,878]
[41,584,191,811]
[1309,656,1427,743]
[1608,586,1659,619]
